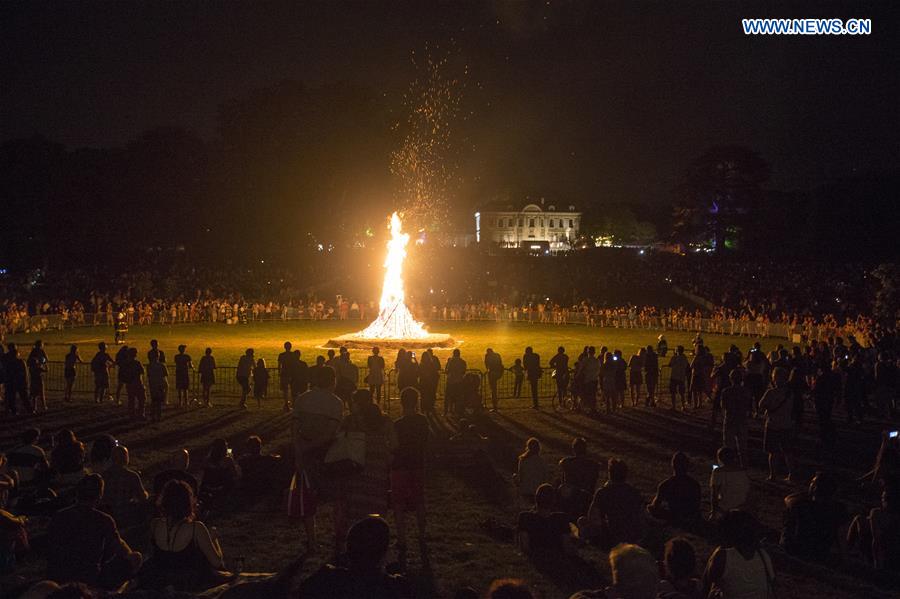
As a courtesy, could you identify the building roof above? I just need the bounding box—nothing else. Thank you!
[477,198,578,213]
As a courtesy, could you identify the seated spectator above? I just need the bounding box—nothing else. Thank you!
[709,447,750,519]
[657,537,701,599]
[7,428,49,486]
[516,483,574,560]
[571,543,658,599]
[199,439,241,509]
[513,438,550,503]
[647,452,701,525]
[781,470,849,564]
[558,437,600,519]
[577,459,644,550]
[101,445,148,526]
[236,435,282,493]
[50,430,86,487]
[0,507,29,575]
[487,579,536,599]
[702,510,774,599]
[142,480,230,592]
[46,474,142,589]
[152,449,198,497]
[88,435,116,476]
[868,481,900,571]
[0,454,20,509]
[445,419,489,464]
[299,516,409,598]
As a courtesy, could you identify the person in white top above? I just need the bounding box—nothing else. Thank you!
[292,365,343,554]
[513,437,550,503]
[710,447,752,519]
[702,510,775,599]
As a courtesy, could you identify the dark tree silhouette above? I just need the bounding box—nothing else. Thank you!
[672,145,770,252]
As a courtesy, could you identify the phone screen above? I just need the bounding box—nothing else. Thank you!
[890,431,899,439]
[712,464,720,471]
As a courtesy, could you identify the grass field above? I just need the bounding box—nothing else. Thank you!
[7,319,783,367]
[2,321,896,598]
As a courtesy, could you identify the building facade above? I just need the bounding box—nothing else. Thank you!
[475,200,581,252]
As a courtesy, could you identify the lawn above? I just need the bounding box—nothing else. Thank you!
[7,319,782,368]
[1,321,894,598]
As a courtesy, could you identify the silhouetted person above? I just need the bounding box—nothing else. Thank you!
[523,346,542,409]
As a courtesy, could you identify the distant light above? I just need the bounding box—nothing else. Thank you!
[639,249,645,255]
[259,259,265,264]
[317,244,324,252]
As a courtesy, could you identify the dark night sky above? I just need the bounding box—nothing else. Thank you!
[3,1,899,206]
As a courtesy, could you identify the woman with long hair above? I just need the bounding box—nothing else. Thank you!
[142,480,230,591]
[513,437,550,504]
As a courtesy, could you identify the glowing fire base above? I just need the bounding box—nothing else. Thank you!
[326,212,454,350]
[325,332,455,350]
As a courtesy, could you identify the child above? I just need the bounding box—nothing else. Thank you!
[253,358,269,404]
[511,359,525,398]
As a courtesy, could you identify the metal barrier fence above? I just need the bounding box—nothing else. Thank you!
[6,309,838,342]
[42,361,674,410]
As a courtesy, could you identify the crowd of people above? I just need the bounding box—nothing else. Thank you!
[0,325,898,598]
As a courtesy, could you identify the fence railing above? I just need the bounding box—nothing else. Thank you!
[6,308,868,345]
[41,361,676,410]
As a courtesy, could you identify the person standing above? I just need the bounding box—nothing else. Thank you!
[253,357,269,406]
[197,348,216,408]
[628,348,645,407]
[27,340,48,413]
[292,366,343,556]
[668,346,690,411]
[90,342,113,405]
[644,346,659,407]
[721,370,753,468]
[63,344,83,403]
[523,346,542,409]
[484,348,505,411]
[391,387,430,568]
[236,348,255,409]
[290,349,310,404]
[417,349,440,414]
[147,353,169,422]
[173,345,193,409]
[759,367,795,481]
[445,349,467,416]
[2,343,27,415]
[278,342,294,412]
[549,347,569,411]
[114,344,130,405]
[124,348,146,420]
[367,347,386,406]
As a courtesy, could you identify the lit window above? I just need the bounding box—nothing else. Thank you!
[529,218,535,227]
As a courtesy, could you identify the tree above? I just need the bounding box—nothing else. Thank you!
[672,146,770,252]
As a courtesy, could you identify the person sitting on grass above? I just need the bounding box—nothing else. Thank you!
[142,480,231,592]
[198,439,241,510]
[577,459,644,550]
[50,429,86,488]
[153,449,198,497]
[709,447,751,520]
[571,543,659,599]
[7,428,49,487]
[702,510,774,599]
[557,437,600,520]
[513,438,551,505]
[848,480,900,571]
[781,470,849,565]
[647,452,701,526]
[87,435,116,476]
[516,483,575,560]
[656,537,701,599]
[101,445,148,527]
[236,435,282,493]
[299,516,409,598]
[46,474,142,589]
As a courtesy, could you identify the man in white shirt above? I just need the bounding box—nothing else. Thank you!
[292,365,343,554]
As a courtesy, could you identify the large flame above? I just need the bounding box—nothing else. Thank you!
[354,212,430,339]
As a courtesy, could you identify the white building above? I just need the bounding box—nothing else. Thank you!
[475,200,581,253]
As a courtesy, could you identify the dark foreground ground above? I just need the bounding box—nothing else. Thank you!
[1,389,897,598]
